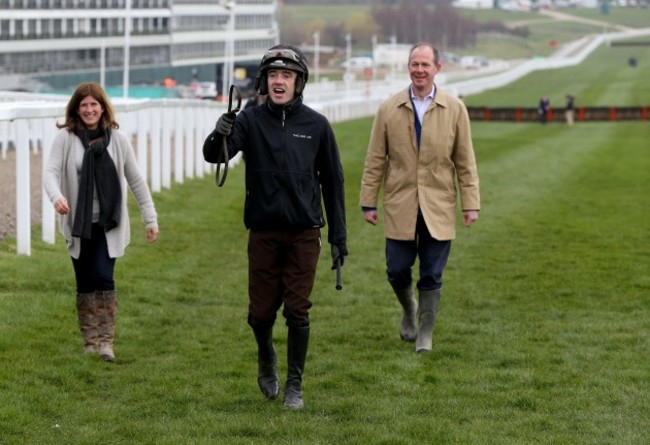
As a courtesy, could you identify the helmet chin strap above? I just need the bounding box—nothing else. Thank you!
[294,76,305,95]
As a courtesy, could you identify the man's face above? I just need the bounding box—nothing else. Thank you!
[408,46,440,94]
[267,69,297,105]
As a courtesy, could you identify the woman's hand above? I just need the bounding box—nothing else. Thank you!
[146,227,159,243]
[54,197,70,215]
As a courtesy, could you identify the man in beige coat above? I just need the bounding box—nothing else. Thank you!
[359,42,480,352]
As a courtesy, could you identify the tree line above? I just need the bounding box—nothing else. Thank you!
[280,0,528,51]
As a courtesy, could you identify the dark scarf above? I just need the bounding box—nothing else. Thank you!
[72,127,122,239]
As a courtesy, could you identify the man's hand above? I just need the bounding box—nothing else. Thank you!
[463,210,479,227]
[362,209,378,225]
[215,112,236,136]
[331,244,348,269]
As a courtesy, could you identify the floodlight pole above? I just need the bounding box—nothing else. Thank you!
[313,31,320,86]
[390,34,397,80]
[220,0,236,102]
[123,0,132,98]
[100,39,106,88]
[345,33,352,67]
[371,34,377,82]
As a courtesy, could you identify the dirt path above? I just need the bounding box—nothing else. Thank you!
[0,149,43,241]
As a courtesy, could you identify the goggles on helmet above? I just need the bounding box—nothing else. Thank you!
[260,48,306,75]
[261,48,302,65]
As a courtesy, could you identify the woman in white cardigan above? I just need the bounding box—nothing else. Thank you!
[44,82,159,362]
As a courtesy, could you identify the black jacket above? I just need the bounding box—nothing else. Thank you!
[203,97,346,247]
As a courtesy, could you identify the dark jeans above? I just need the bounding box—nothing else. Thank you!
[386,214,451,292]
[247,228,321,328]
[71,224,116,293]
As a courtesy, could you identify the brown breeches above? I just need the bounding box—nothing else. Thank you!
[247,228,321,328]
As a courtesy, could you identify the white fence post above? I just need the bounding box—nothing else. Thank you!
[193,107,204,179]
[161,107,172,189]
[1,120,9,159]
[136,109,149,182]
[15,120,31,255]
[174,107,184,185]
[41,118,56,244]
[202,109,212,175]
[184,109,195,180]
[150,107,161,193]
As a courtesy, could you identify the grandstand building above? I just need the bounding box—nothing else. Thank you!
[0,0,278,91]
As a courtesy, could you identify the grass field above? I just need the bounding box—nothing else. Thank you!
[559,6,650,29]
[1,119,649,443]
[462,42,650,107]
[2,11,650,442]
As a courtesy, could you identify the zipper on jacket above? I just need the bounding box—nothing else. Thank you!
[281,108,287,168]
[281,108,287,217]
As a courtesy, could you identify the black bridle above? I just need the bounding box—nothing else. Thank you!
[216,84,242,187]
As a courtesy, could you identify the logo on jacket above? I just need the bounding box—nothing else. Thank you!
[292,133,312,140]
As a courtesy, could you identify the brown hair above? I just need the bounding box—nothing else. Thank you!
[56,82,120,131]
[409,42,440,65]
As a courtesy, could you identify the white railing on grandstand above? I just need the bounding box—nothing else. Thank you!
[1,29,648,255]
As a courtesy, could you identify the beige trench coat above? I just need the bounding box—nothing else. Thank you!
[359,86,480,241]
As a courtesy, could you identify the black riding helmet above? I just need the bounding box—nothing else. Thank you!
[254,45,310,96]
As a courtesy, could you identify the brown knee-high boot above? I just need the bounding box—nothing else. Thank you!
[96,290,117,362]
[76,292,99,354]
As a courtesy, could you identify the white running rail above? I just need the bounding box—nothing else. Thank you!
[1,29,648,255]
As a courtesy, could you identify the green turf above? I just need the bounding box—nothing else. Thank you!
[2,10,649,440]
[1,114,648,444]
[557,6,650,29]
[461,41,650,107]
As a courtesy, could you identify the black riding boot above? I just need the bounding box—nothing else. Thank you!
[283,325,310,409]
[252,323,280,400]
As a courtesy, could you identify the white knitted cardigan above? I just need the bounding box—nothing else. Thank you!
[44,128,158,259]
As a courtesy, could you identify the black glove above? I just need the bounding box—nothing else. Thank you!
[215,112,236,136]
[331,244,348,269]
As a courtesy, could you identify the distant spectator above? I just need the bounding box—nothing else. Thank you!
[565,94,575,126]
[538,96,550,124]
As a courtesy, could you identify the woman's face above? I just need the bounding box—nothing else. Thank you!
[77,95,103,129]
